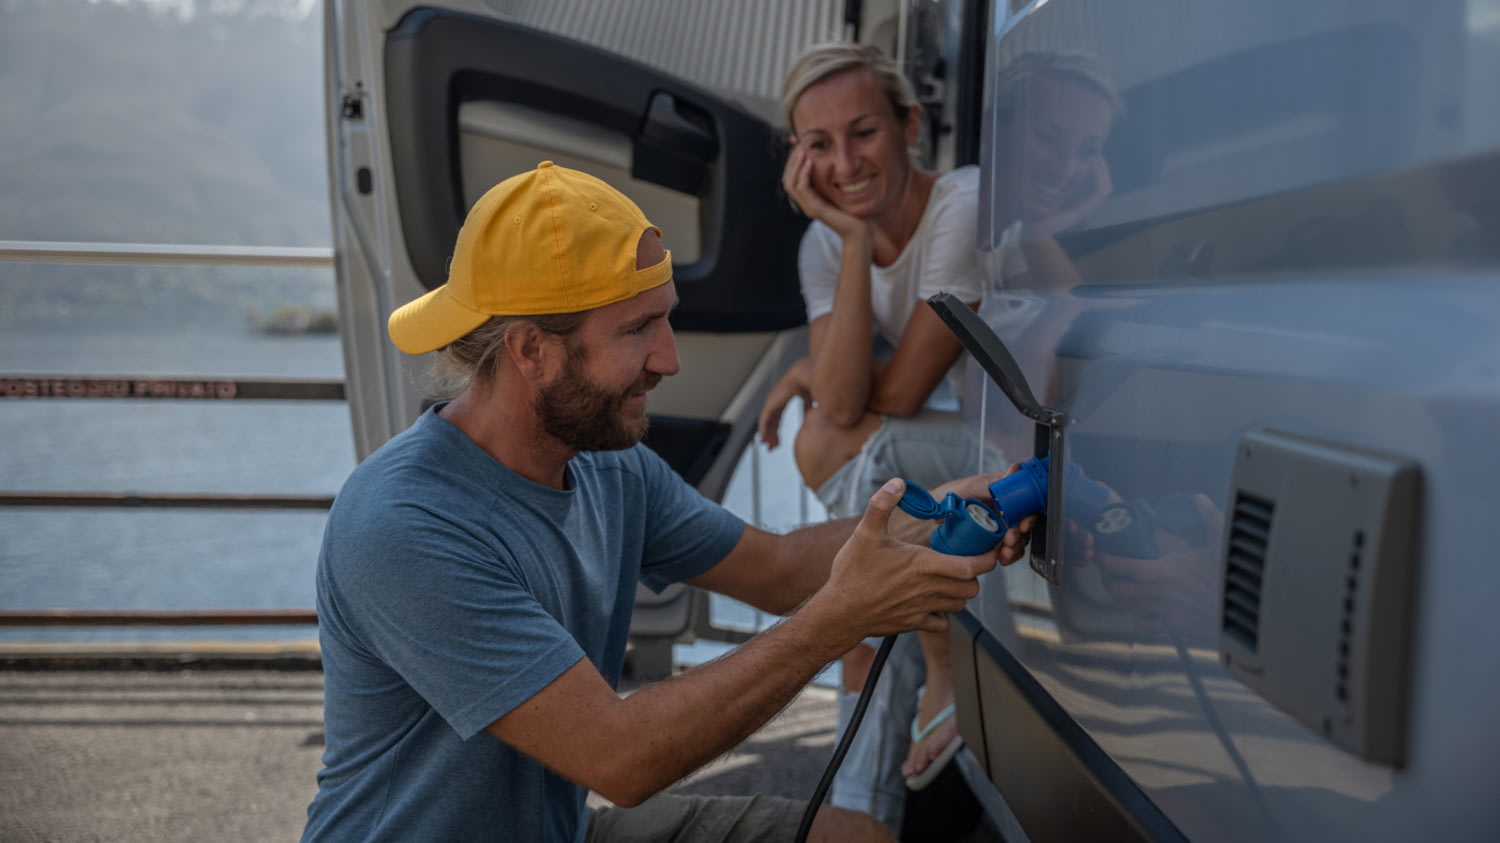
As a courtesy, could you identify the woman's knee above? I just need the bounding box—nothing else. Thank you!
[797,407,881,454]
[793,408,882,489]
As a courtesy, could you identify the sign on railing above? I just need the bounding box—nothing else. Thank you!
[0,376,345,401]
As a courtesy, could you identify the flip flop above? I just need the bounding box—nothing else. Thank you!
[904,702,964,791]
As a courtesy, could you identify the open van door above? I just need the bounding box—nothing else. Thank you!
[323,1,814,670]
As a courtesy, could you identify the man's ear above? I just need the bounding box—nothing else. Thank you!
[504,322,563,382]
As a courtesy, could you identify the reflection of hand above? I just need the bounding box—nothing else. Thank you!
[1089,494,1224,636]
[821,478,998,637]
[757,357,812,449]
[782,143,869,241]
[1031,156,1113,238]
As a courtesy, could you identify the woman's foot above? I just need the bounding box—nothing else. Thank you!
[901,685,963,790]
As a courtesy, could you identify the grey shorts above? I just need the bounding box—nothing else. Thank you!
[586,793,804,842]
[814,411,995,519]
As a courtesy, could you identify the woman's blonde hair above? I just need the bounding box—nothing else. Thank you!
[993,51,1123,125]
[779,42,918,136]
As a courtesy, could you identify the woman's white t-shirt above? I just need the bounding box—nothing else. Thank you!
[797,165,985,407]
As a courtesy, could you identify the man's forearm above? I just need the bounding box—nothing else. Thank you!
[766,516,857,611]
[603,599,856,803]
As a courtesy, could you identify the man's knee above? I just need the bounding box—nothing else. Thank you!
[809,805,896,842]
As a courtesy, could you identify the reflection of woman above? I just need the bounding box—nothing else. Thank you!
[902,51,1123,790]
[986,51,1120,296]
[756,42,987,831]
[970,51,1121,489]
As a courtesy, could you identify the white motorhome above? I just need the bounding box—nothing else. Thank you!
[328,1,1500,840]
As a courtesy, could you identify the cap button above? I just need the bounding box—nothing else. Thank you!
[537,160,555,169]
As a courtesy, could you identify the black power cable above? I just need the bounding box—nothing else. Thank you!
[794,633,899,843]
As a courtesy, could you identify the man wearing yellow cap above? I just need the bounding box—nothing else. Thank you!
[302,162,1026,842]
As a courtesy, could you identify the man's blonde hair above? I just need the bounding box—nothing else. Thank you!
[428,312,590,396]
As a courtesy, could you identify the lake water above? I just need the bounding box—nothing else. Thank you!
[0,317,824,652]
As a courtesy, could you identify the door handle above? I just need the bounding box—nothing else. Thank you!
[637,92,719,163]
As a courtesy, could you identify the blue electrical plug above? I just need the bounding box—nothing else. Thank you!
[896,456,1117,556]
[896,483,1008,556]
[897,457,1053,555]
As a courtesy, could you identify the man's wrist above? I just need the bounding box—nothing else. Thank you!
[781,593,866,665]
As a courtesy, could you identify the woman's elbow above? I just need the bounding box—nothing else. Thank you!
[867,393,925,418]
[804,394,867,429]
[821,404,868,428]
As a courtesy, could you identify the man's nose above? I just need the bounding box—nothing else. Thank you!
[651,324,681,377]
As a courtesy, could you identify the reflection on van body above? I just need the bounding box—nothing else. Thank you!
[959,0,1500,840]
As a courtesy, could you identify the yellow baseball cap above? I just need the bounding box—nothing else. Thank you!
[387,161,674,354]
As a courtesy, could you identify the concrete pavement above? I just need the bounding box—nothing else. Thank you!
[0,665,841,842]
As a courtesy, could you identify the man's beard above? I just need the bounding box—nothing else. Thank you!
[536,352,661,452]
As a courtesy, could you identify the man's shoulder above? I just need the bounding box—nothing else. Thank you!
[340,423,443,495]
[331,415,496,531]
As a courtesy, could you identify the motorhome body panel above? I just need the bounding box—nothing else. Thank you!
[963,0,1500,839]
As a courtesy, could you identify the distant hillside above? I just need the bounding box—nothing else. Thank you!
[0,0,329,247]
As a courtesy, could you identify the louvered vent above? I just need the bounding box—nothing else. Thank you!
[1222,492,1273,653]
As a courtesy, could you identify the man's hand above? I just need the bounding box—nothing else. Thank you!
[888,465,1037,566]
[806,478,999,642]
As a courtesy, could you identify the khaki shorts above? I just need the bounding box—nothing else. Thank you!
[586,793,805,842]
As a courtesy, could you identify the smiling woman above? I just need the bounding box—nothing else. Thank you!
[755,41,991,834]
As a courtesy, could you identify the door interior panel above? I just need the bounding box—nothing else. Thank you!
[383,7,807,332]
[457,101,703,263]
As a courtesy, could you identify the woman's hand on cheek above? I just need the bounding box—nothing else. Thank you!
[782,143,868,241]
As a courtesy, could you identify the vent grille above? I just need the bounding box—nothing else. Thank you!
[1223,492,1273,653]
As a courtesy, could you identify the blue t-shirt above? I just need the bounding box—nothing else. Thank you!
[302,406,745,842]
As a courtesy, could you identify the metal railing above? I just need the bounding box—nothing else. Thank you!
[0,491,335,510]
[0,610,318,627]
[1,242,337,630]
[0,240,333,268]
